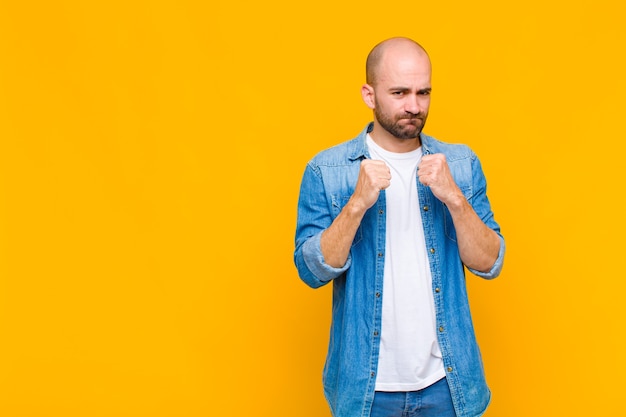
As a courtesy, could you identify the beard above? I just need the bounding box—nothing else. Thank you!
[374,105,428,140]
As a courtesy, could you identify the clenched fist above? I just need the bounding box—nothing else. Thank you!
[417,154,464,206]
[351,159,391,212]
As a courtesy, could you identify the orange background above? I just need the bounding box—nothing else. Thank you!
[1,1,625,416]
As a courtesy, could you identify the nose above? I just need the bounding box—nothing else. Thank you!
[404,94,422,115]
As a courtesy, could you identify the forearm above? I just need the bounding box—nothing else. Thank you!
[446,195,500,272]
[320,200,367,268]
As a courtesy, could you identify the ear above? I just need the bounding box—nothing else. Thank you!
[361,84,375,110]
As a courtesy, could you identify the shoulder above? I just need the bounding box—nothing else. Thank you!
[421,133,476,162]
[308,125,370,168]
[310,138,360,165]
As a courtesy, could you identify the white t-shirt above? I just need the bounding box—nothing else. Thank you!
[367,135,445,392]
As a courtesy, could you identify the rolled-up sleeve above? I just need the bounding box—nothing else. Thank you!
[295,231,352,288]
[294,163,351,288]
[466,153,506,280]
[467,235,505,279]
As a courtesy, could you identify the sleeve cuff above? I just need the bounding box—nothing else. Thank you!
[302,232,352,283]
[468,235,505,279]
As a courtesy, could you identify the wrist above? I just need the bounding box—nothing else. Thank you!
[345,196,369,218]
[443,191,467,212]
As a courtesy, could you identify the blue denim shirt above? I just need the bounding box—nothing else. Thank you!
[294,123,505,417]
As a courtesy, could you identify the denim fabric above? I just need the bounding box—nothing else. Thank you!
[370,378,456,417]
[294,123,505,417]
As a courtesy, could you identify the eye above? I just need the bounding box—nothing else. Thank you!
[419,90,432,96]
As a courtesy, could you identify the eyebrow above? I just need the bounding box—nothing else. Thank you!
[388,87,432,93]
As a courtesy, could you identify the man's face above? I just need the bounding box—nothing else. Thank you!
[369,53,432,140]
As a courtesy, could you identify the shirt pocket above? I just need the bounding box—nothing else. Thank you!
[443,158,473,242]
[330,195,363,246]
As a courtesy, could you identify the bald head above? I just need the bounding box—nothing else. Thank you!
[365,37,430,86]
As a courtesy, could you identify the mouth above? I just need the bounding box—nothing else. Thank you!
[400,117,423,125]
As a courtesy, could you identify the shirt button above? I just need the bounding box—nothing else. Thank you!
[439,326,444,332]
[371,372,375,377]
[435,288,441,293]
[374,331,379,336]
[447,367,453,373]
[430,248,435,254]
[375,292,381,298]
[378,253,383,257]
[423,206,429,211]
[379,209,384,214]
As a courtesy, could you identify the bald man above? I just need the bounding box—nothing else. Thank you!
[294,38,505,417]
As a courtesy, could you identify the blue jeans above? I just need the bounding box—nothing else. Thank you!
[370,378,457,417]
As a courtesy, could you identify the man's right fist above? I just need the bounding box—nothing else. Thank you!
[350,159,391,211]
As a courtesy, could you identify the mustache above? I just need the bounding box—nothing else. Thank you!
[399,113,425,120]
[398,113,426,121]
